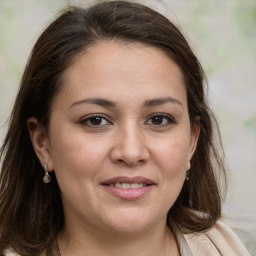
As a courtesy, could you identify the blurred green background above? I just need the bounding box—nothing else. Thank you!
[0,0,255,253]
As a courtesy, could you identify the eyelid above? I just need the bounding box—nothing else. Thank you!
[79,113,176,127]
[145,113,177,126]
[80,114,112,126]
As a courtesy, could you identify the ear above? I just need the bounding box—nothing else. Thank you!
[187,118,200,170]
[27,117,54,172]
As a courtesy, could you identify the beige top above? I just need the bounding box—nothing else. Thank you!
[4,220,251,256]
[177,220,252,256]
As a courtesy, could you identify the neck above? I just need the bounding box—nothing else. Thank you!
[58,220,180,256]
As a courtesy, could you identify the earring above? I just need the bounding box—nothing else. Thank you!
[185,170,190,181]
[43,164,51,183]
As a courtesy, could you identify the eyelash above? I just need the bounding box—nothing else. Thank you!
[145,113,176,127]
[80,113,176,128]
[80,114,112,127]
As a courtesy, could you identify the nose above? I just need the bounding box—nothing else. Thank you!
[110,123,149,166]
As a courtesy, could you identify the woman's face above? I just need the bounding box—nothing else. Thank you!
[42,41,199,234]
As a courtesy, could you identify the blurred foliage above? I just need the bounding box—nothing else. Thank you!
[244,116,256,133]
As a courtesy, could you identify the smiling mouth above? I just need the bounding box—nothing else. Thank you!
[101,176,155,188]
[101,176,155,199]
[103,183,153,189]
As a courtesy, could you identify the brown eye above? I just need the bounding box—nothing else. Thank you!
[90,116,103,125]
[146,114,176,127]
[81,115,111,127]
[152,116,164,125]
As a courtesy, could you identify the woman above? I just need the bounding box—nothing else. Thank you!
[0,1,251,255]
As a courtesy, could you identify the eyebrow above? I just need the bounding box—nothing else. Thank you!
[69,98,116,108]
[69,96,182,109]
[143,97,183,108]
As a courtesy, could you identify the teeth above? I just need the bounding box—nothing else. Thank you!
[115,183,122,188]
[131,183,139,189]
[109,183,146,189]
[122,183,131,189]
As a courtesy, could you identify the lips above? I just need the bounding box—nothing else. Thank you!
[102,176,155,185]
[101,176,155,200]
[109,183,145,189]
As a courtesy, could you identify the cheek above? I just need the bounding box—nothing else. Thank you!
[152,131,191,202]
[48,130,108,209]
[155,135,191,174]
[156,139,190,201]
[149,141,188,216]
[49,125,109,185]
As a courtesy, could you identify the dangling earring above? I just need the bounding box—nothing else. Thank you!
[185,170,190,181]
[43,164,51,183]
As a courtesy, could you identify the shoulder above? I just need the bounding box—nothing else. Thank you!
[183,220,251,256]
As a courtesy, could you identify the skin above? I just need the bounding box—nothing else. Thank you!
[28,41,199,256]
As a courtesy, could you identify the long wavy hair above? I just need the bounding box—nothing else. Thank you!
[0,1,227,255]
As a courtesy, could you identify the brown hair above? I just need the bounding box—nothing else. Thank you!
[0,1,226,255]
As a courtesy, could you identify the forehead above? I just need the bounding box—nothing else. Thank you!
[57,40,187,106]
[67,40,182,76]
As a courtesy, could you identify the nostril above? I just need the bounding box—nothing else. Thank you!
[114,158,146,166]
[110,136,149,166]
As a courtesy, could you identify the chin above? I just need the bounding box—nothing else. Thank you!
[107,221,152,234]
[100,208,163,234]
